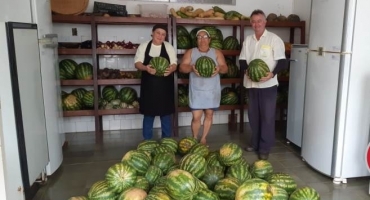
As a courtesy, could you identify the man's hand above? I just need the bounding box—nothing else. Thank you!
[260,72,274,82]
[163,65,175,77]
[211,66,220,77]
[146,65,156,75]
[192,65,200,77]
[245,70,251,80]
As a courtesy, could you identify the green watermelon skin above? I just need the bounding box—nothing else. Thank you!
[210,39,223,50]
[68,196,89,200]
[134,176,150,192]
[270,184,289,200]
[62,94,82,111]
[75,62,93,80]
[178,137,198,155]
[71,88,87,103]
[218,142,243,166]
[250,160,274,179]
[102,85,118,102]
[221,91,239,105]
[289,187,320,200]
[165,169,197,200]
[193,188,220,200]
[248,59,270,82]
[59,59,77,79]
[179,153,207,178]
[178,94,189,107]
[145,165,163,186]
[105,163,137,193]
[214,177,241,200]
[190,28,201,47]
[177,25,190,36]
[119,87,137,104]
[200,166,225,190]
[177,35,192,49]
[121,150,150,176]
[225,162,252,182]
[82,90,94,109]
[149,57,170,76]
[225,59,239,78]
[223,36,240,50]
[235,178,273,200]
[195,56,216,78]
[266,172,297,195]
[87,180,117,200]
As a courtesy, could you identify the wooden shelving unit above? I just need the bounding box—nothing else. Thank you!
[53,14,306,142]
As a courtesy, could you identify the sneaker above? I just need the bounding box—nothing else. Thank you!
[243,146,255,152]
[258,153,269,160]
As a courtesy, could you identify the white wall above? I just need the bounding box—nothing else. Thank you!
[55,0,306,133]
[292,0,312,43]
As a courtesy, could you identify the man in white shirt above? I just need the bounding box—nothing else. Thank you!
[239,9,287,160]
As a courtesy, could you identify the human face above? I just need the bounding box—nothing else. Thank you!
[196,31,210,51]
[250,14,266,35]
[152,28,166,45]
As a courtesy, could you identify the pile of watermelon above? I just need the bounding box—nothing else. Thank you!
[220,87,239,105]
[99,85,139,109]
[69,138,320,200]
[61,88,94,111]
[220,58,240,79]
[59,59,93,80]
[178,85,189,107]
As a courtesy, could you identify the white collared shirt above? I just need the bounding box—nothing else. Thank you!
[239,29,286,88]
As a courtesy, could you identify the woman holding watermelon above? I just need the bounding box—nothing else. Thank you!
[134,24,178,140]
[239,9,287,160]
[179,29,228,145]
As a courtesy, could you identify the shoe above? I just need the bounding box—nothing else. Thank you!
[243,146,255,152]
[258,153,269,160]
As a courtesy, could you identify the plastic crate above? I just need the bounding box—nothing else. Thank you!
[93,2,127,17]
[138,4,168,18]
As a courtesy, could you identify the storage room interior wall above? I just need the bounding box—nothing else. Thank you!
[54,0,308,133]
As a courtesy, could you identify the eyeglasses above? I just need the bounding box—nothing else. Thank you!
[196,35,210,39]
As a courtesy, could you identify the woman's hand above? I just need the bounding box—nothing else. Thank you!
[146,65,156,75]
[211,66,220,77]
[164,65,175,76]
[192,65,200,76]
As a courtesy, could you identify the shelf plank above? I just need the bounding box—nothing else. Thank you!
[63,110,95,117]
[95,16,168,24]
[58,49,92,55]
[61,80,94,86]
[97,49,137,55]
[177,50,240,56]
[52,15,93,24]
[98,109,140,115]
[278,77,289,82]
[176,18,241,26]
[221,78,242,84]
[177,79,189,84]
[178,105,241,112]
[98,79,141,85]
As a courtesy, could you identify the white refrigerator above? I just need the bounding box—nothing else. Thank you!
[302,0,370,183]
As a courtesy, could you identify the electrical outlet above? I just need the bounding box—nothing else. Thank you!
[72,28,77,36]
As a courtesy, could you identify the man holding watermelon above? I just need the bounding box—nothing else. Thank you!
[239,9,288,160]
[179,29,228,145]
[134,24,178,140]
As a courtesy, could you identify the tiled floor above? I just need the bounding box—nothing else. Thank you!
[33,123,370,200]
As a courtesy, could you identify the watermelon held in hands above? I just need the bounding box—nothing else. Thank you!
[247,59,270,82]
[195,56,216,77]
[149,57,169,76]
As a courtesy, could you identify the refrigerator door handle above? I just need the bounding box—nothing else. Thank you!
[43,34,57,39]
[290,59,298,62]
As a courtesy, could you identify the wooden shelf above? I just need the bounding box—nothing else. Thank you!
[60,80,94,86]
[58,49,92,55]
[175,18,241,26]
[97,49,137,55]
[63,110,94,117]
[98,79,141,85]
[98,109,140,115]
[176,49,240,56]
[278,77,289,82]
[52,15,93,24]
[95,16,169,25]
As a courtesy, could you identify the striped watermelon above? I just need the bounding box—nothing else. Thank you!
[210,39,223,50]
[200,166,225,190]
[68,197,89,200]
[71,88,87,103]
[202,26,223,41]
[134,176,150,192]
[177,35,192,49]
[248,59,270,82]
[289,187,320,200]
[149,179,167,195]
[220,91,239,105]
[270,184,289,200]
[178,94,189,107]
[250,160,274,179]
[152,152,176,174]
[225,59,239,78]
[151,145,172,158]
[59,59,77,79]
[178,137,198,155]
[145,165,163,186]
[177,25,190,36]
[105,163,137,193]
[205,151,225,171]
[159,138,178,154]
[149,57,169,76]
[179,153,206,178]
[221,87,235,95]
[62,94,82,111]
[225,162,252,182]
[195,177,208,190]
[266,172,297,195]
[137,140,159,152]
[218,142,243,166]
[119,87,137,104]
[102,85,118,102]
[165,169,197,200]
[235,178,273,200]
[214,177,241,200]
[145,192,171,200]
[189,27,201,47]
[121,150,150,175]
[117,187,147,200]
[195,56,216,78]
[75,62,93,80]
[222,36,240,50]
[88,180,117,200]
[189,143,209,158]
[193,188,220,200]
[82,90,94,109]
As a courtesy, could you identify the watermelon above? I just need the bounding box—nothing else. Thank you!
[267,173,297,195]
[165,169,197,200]
[205,151,225,171]
[68,197,89,200]
[159,138,178,154]
[200,166,225,190]
[202,26,223,41]
[75,62,93,80]
[102,85,118,102]
[218,142,243,166]
[178,137,198,155]
[137,140,159,152]
[195,56,216,78]
[62,94,81,111]
[210,39,223,50]
[149,179,167,194]
[250,160,274,179]
[248,59,270,82]
[222,36,240,50]
[82,90,94,109]
[134,176,150,192]
[179,153,207,178]
[225,162,252,182]
[220,91,239,105]
[221,87,235,95]
[177,25,190,36]
[289,187,320,200]
[88,180,117,200]
[119,87,137,104]
[178,94,189,107]
[193,188,220,200]
[190,27,201,47]
[71,88,87,105]
[270,184,289,200]
[177,35,192,49]
[145,192,171,200]
[178,85,188,95]
[105,163,137,193]
[117,187,147,200]
[214,177,241,200]
[225,59,239,78]
[59,59,77,79]
[151,145,172,158]
[188,143,209,158]
[149,57,169,76]
[235,178,273,200]
[152,152,176,174]
[121,150,150,175]
[145,165,163,186]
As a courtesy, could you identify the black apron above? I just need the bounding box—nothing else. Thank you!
[139,41,175,116]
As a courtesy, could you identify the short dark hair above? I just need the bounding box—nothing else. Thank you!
[152,24,167,33]
[250,9,266,18]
